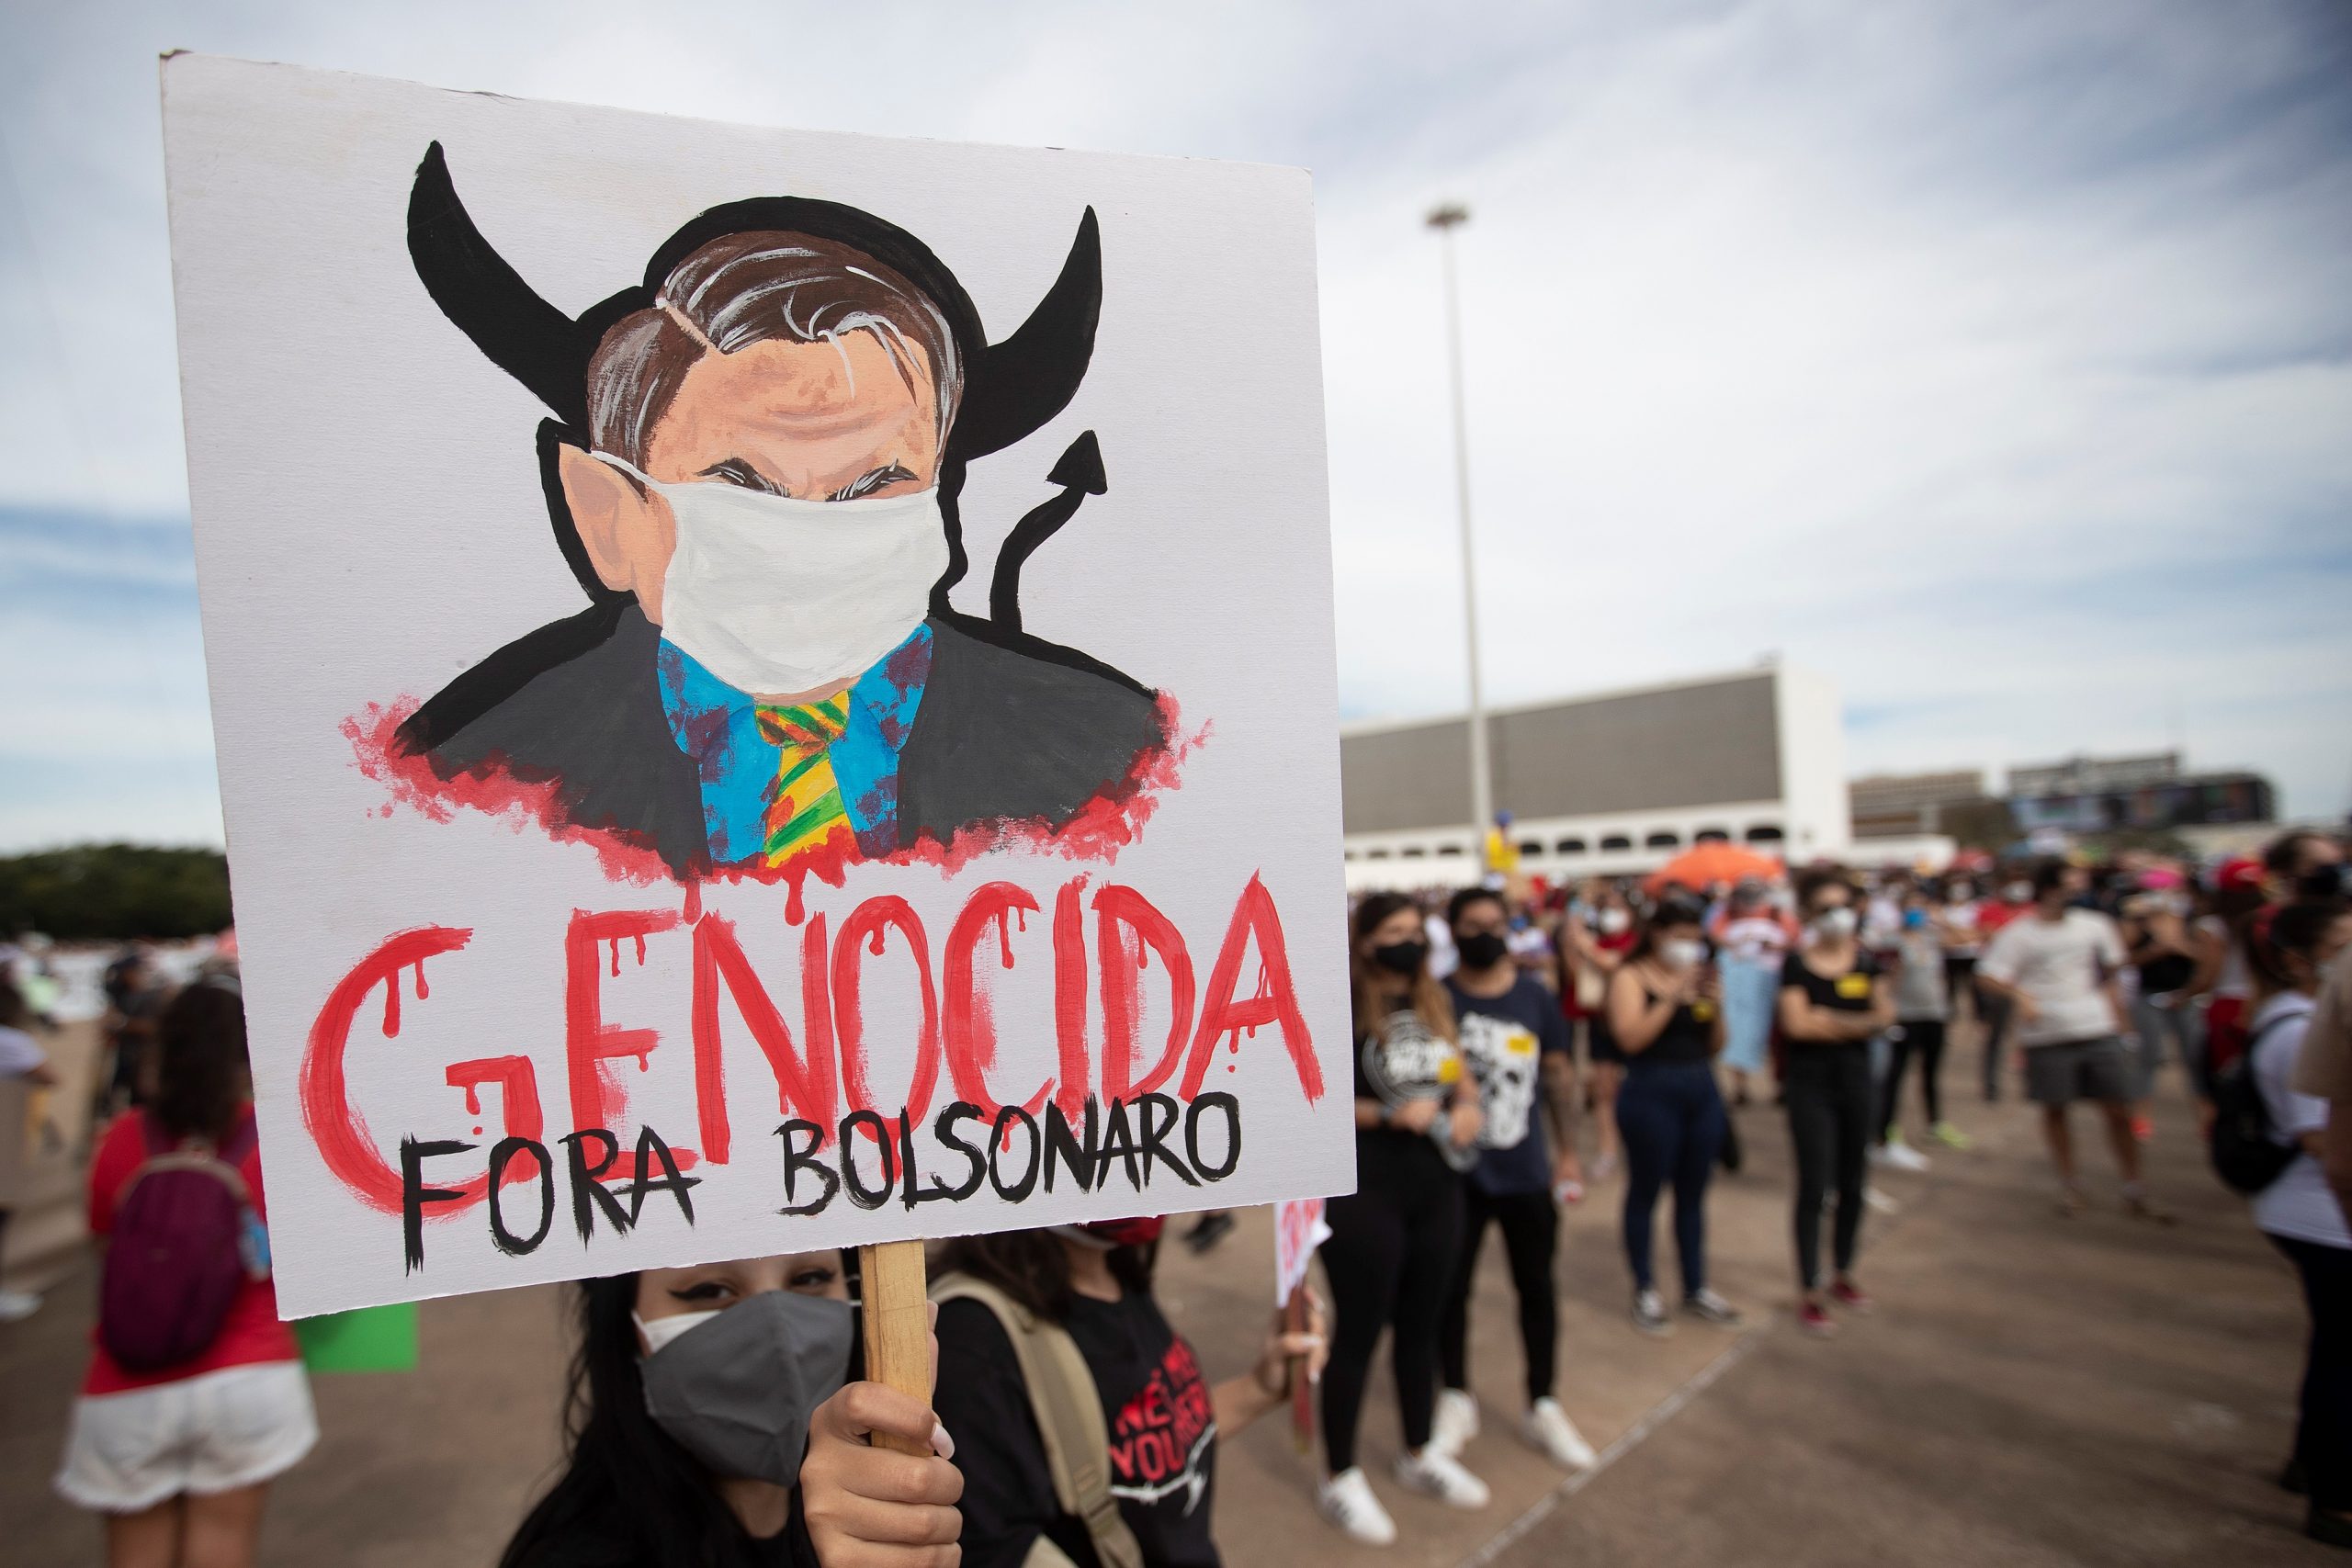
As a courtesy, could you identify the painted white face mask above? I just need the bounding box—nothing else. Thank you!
[1657,937,1704,970]
[595,454,948,696]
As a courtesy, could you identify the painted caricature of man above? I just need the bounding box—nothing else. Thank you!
[397,156,1164,880]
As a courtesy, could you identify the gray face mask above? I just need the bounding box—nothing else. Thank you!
[639,1289,855,1486]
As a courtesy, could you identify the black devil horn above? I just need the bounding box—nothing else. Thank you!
[949,208,1102,462]
[407,142,592,429]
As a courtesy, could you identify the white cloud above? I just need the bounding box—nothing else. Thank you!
[0,0,2346,852]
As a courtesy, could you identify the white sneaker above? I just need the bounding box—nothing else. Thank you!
[1430,1388,1480,1457]
[1871,1138,1931,1173]
[1318,1467,1397,1546]
[1864,1185,1901,1214]
[1523,1397,1599,1471]
[1394,1447,1491,1510]
[0,1289,40,1323]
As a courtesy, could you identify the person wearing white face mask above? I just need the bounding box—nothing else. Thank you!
[1777,872,1895,1337]
[394,158,1166,881]
[1559,884,1639,1183]
[1977,860,2168,1222]
[1605,900,1741,1337]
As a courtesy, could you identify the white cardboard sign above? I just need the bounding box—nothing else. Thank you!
[160,55,1353,1318]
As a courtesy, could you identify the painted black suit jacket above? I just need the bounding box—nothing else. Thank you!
[396,603,1162,879]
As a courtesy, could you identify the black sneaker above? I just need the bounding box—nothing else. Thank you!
[1182,1211,1237,1255]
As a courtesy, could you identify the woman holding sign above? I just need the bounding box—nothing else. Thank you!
[499,1254,963,1568]
[929,1224,1328,1568]
[1776,870,1895,1338]
[1314,893,1489,1546]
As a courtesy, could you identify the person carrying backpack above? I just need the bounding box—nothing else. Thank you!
[54,976,318,1568]
[2236,900,2352,1549]
[931,1223,1327,1567]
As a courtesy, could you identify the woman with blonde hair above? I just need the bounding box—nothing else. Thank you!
[1316,893,1488,1544]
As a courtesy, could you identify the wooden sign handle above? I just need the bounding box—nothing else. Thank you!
[858,1239,933,1456]
[1284,1286,1315,1453]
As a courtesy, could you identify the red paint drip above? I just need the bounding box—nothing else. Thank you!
[608,937,621,978]
[381,969,401,1037]
[345,693,1204,890]
[683,882,704,923]
[413,959,429,1000]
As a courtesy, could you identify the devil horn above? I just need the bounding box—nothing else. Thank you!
[948,208,1102,461]
[407,142,593,429]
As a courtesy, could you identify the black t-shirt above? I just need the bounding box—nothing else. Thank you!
[1619,973,1717,1067]
[933,1290,1219,1568]
[1780,950,1882,1044]
[503,1489,816,1568]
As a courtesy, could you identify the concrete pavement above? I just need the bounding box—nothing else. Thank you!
[0,1025,2328,1565]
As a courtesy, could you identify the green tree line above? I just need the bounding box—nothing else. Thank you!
[0,844,232,942]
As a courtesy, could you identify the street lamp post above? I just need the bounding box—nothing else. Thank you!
[1427,202,1494,855]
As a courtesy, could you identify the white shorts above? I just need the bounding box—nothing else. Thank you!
[55,1361,318,1513]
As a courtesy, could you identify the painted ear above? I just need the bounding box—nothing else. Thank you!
[949,208,1102,461]
[554,445,647,596]
[408,141,593,427]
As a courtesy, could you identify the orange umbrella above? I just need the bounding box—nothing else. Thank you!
[1645,842,1782,896]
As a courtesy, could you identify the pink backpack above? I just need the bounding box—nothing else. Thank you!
[98,1112,263,1372]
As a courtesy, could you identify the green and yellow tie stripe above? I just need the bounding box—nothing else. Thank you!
[755,693,856,868]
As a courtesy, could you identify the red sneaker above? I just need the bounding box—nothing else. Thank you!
[1798,1301,1838,1337]
[1829,1280,1874,1313]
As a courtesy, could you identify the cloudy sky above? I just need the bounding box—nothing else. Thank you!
[3,0,2347,850]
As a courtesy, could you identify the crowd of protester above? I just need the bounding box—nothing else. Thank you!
[3,823,2348,1564]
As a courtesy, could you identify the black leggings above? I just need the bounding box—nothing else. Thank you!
[2274,1234,2352,1513]
[1786,1044,1871,1290]
[1319,1150,1464,1472]
[1881,1019,1946,1130]
[1439,1186,1559,1404]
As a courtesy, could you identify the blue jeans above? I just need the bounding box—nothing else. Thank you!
[1615,1059,1725,1295]
[1719,958,1780,1075]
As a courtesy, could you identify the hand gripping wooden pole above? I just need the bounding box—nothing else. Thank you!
[858,1239,934,1456]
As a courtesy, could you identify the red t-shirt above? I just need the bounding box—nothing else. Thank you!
[1976,900,2028,937]
[83,1106,300,1395]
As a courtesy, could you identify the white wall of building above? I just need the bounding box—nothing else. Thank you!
[1341,663,1862,892]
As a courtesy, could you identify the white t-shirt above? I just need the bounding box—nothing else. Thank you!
[2250,993,2348,1249]
[1942,900,1982,958]
[1424,914,1458,981]
[1979,908,2126,1048]
[0,1024,47,1077]
[1720,915,1790,966]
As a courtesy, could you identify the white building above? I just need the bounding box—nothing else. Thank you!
[1341,664,1854,891]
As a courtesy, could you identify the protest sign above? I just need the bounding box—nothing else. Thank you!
[161,55,1352,1319]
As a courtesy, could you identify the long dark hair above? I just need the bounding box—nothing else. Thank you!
[2246,899,2349,998]
[153,980,250,1143]
[1349,892,1455,1044]
[500,1276,751,1568]
[1626,897,1705,965]
[938,1228,1156,1323]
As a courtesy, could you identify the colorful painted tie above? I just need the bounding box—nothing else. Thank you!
[755,693,856,868]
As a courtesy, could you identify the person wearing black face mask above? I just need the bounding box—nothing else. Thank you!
[2269,829,2349,902]
[499,1253,961,1568]
[1432,888,1596,1473]
[1313,893,1489,1544]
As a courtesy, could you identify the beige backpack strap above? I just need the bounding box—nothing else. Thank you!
[933,1272,1146,1568]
